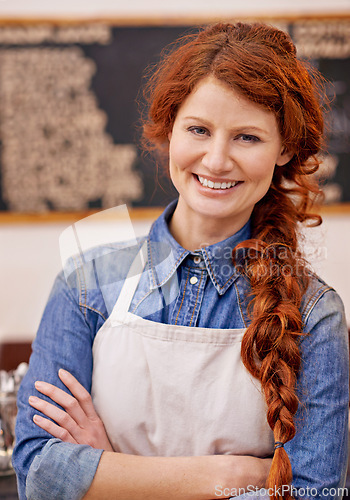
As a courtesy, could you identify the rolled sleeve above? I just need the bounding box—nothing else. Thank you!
[286,288,349,497]
[13,269,106,499]
[232,289,349,500]
[26,439,103,500]
[231,492,269,500]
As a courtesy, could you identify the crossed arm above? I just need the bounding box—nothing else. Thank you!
[18,276,349,499]
[28,369,271,500]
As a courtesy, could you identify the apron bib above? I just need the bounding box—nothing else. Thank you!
[91,244,274,457]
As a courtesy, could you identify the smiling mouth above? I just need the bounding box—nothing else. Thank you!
[196,175,241,190]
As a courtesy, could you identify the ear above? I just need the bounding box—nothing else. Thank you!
[276,147,293,167]
[168,131,172,141]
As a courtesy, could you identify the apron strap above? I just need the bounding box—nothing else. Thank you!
[109,240,148,320]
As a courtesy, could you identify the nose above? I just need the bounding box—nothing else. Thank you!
[201,136,233,174]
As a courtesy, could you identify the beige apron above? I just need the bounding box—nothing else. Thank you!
[91,244,274,457]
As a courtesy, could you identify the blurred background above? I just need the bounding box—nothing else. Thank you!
[0,0,349,366]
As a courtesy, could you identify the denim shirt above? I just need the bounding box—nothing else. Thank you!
[13,200,349,500]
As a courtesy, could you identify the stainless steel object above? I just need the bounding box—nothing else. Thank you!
[0,363,28,475]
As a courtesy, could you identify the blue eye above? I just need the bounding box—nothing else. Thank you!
[188,126,208,136]
[239,134,260,143]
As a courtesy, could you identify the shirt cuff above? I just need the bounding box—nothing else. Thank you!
[230,491,269,499]
[26,438,103,500]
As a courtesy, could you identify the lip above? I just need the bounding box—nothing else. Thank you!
[193,174,243,193]
[194,173,240,184]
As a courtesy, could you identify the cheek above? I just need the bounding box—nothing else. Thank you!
[243,151,277,183]
[169,135,198,172]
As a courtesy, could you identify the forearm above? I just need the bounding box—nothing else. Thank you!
[83,452,271,500]
[27,373,271,500]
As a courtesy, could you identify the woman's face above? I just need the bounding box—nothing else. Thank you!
[168,76,292,237]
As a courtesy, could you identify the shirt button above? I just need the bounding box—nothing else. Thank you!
[193,255,202,264]
[190,276,198,285]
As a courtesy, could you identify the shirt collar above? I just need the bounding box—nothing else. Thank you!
[147,199,251,295]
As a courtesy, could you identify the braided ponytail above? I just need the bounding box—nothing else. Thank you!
[234,177,322,497]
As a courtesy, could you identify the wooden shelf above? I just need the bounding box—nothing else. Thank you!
[0,13,349,26]
[0,203,349,224]
[0,207,164,224]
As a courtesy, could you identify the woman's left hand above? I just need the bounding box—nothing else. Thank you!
[29,369,114,451]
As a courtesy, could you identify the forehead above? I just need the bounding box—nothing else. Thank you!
[176,76,278,130]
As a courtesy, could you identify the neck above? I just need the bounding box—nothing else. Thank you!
[169,202,249,251]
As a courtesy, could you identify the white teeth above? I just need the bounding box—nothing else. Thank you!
[198,175,237,190]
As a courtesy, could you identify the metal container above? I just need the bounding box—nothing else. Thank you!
[0,363,28,475]
[0,391,17,475]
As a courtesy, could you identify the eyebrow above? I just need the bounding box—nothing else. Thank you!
[182,116,271,135]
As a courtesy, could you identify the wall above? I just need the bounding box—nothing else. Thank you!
[1,211,350,344]
[0,213,152,343]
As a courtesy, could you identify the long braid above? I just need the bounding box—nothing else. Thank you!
[234,179,321,498]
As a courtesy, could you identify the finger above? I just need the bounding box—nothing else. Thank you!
[34,380,88,427]
[29,395,81,438]
[58,369,100,421]
[32,413,77,444]
[29,394,94,446]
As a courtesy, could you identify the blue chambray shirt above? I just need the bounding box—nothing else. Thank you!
[13,200,349,499]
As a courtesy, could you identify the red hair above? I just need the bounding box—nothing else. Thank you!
[142,22,326,498]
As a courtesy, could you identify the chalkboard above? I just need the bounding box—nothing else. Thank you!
[0,19,348,212]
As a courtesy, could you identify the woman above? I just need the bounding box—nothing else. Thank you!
[13,22,349,499]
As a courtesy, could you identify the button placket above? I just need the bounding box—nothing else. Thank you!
[171,265,207,326]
